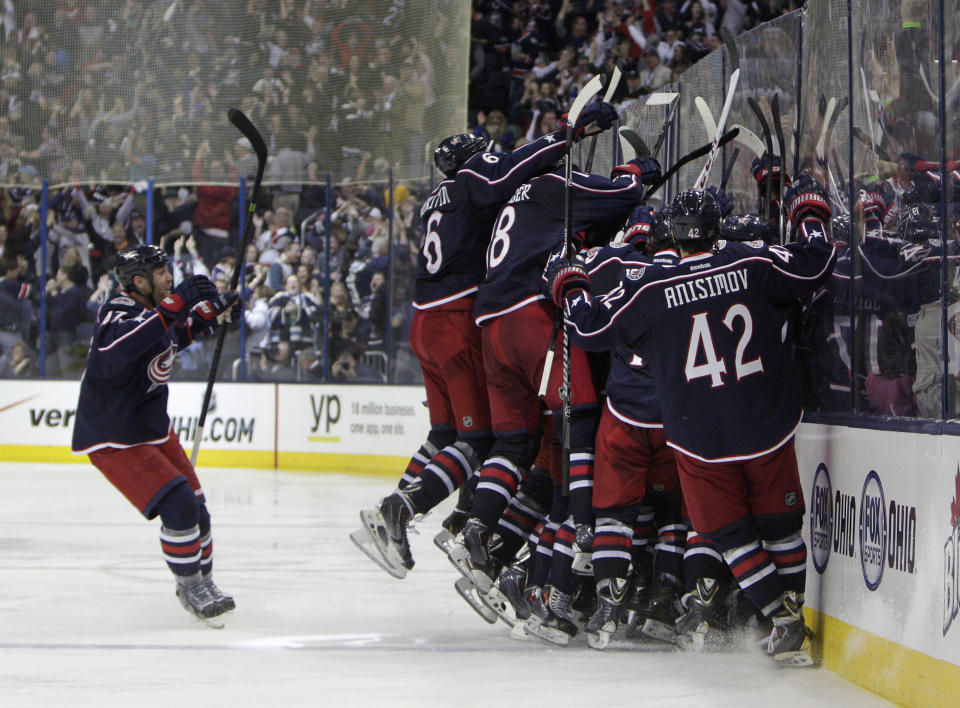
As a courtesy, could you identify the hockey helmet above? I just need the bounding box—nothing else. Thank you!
[115,244,169,290]
[897,203,942,244]
[830,214,852,243]
[668,190,721,243]
[434,133,488,178]
[719,213,773,243]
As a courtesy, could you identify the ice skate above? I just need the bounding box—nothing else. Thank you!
[585,577,629,650]
[571,524,594,575]
[525,585,578,646]
[176,573,231,628]
[203,575,236,613]
[352,491,414,579]
[446,519,498,592]
[477,569,524,627]
[674,577,726,651]
[766,591,814,667]
[453,576,498,624]
[622,572,652,637]
[492,564,530,624]
[640,589,682,644]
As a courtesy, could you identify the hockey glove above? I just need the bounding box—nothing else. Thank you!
[751,154,784,189]
[611,155,662,186]
[705,185,734,217]
[156,293,189,328]
[547,258,591,308]
[854,181,888,229]
[172,274,219,310]
[785,174,832,228]
[563,101,618,141]
[191,291,240,328]
[623,205,656,249]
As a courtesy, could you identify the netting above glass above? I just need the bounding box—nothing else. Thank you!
[0,0,470,189]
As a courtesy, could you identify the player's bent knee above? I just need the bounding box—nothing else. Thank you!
[155,481,200,531]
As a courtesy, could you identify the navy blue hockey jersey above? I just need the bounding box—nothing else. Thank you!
[582,243,678,427]
[565,232,837,461]
[414,132,569,310]
[474,168,647,325]
[72,294,205,453]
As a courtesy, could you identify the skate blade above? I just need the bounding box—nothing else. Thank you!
[202,612,229,629]
[772,649,815,667]
[524,620,573,646]
[454,576,498,624]
[433,528,456,554]
[480,584,517,627]
[587,629,613,650]
[350,527,407,579]
[640,618,680,644]
[509,621,530,640]
[571,551,593,576]
[359,508,414,576]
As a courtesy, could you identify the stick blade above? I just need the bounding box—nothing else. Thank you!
[618,127,650,160]
[719,27,739,72]
[567,74,606,127]
[645,92,679,106]
[227,108,267,161]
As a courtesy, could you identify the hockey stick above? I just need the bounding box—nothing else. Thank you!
[190,109,267,466]
[556,74,604,495]
[692,28,740,190]
[694,96,717,142]
[814,96,836,162]
[771,93,787,243]
[618,127,650,161]
[747,96,774,222]
[859,69,882,180]
[720,147,740,191]
[852,126,891,162]
[831,147,847,194]
[729,123,766,158]
[584,66,622,172]
[644,127,739,198]
[649,93,681,159]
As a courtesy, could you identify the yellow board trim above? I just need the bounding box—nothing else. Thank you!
[0,445,405,478]
[278,451,408,476]
[806,607,960,708]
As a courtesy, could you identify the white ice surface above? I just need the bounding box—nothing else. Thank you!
[0,463,892,708]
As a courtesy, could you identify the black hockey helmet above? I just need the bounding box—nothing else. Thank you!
[668,190,721,243]
[831,214,852,243]
[434,133,488,178]
[646,209,674,253]
[719,213,773,243]
[897,203,942,244]
[115,244,169,290]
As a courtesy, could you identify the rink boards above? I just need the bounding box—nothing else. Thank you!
[1,379,958,705]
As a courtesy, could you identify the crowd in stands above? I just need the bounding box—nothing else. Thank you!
[467,0,800,149]
[0,175,422,383]
[0,0,802,382]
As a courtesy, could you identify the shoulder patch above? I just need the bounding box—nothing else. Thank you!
[625,266,646,281]
[110,295,136,307]
[584,247,602,263]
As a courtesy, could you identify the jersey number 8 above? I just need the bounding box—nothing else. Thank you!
[486,206,516,271]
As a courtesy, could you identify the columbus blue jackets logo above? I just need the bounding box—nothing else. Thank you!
[147,344,178,392]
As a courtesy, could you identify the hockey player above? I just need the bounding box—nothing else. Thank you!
[548,177,837,665]
[448,151,660,646]
[352,102,618,579]
[72,245,239,625]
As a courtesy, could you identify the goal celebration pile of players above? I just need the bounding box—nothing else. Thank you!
[352,89,960,667]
